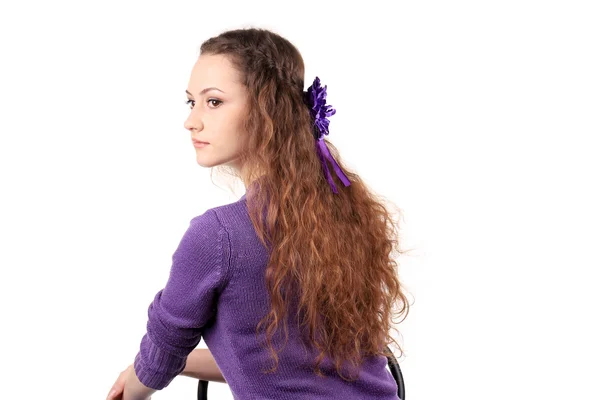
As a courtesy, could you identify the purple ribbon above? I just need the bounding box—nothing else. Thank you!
[315,137,351,194]
[304,76,352,194]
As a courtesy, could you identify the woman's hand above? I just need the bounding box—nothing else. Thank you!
[106,364,152,400]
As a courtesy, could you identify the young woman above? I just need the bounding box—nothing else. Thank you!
[107,27,410,400]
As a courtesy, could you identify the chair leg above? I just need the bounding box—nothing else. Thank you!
[197,379,209,400]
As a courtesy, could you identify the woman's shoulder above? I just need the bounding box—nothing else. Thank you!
[198,195,249,230]
[188,208,222,232]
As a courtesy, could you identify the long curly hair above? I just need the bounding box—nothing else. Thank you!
[200,27,412,382]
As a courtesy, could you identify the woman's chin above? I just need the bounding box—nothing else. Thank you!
[195,157,212,168]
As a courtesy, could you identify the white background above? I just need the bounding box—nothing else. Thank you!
[1,1,598,399]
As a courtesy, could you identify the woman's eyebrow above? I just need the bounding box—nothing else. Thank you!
[185,87,225,96]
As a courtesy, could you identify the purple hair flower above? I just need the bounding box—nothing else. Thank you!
[303,76,351,194]
[304,77,336,138]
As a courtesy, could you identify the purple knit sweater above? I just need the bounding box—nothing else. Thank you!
[133,191,400,399]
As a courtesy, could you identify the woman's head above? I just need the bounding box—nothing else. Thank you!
[185,27,316,191]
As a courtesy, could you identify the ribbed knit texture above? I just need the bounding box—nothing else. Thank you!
[133,190,400,399]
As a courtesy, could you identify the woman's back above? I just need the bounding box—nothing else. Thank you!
[199,193,400,399]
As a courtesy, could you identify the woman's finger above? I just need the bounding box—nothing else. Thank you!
[106,388,118,399]
[107,368,128,399]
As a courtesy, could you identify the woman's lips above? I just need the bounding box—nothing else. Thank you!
[193,140,209,148]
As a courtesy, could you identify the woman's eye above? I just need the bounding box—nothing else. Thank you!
[184,99,222,109]
[207,99,223,108]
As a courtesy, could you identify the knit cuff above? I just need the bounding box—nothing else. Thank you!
[133,335,187,390]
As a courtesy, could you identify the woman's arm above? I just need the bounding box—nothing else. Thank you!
[122,364,157,400]
[181,349,227,383]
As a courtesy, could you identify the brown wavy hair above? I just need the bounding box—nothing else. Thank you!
[200,27,413,381]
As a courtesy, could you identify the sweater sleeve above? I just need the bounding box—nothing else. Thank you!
[133,209,228,390]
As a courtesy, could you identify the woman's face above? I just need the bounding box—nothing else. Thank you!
[184,54,249,172]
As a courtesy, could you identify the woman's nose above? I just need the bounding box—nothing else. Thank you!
[184,114,203,132]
